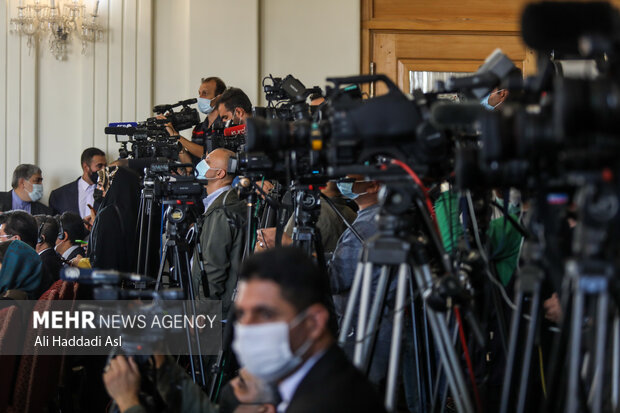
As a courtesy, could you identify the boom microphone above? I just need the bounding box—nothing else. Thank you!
[224,124,246,137]
[521,2,620,54]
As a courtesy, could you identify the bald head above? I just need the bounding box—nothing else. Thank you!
[204,148,235,194]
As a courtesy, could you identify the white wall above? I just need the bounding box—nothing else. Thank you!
[260,0,360,104]
[1,0,359,203]
[0,0,152,204]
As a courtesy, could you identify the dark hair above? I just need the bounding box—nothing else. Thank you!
[34,215,59,247]
[11,164,41,189]
[218,87,252,114]
[80,147,106,167]
[0,241,13,264]
[0,210,38,248]
[239,247,337,335]
[202,76,227,96]
[58,212,86,246]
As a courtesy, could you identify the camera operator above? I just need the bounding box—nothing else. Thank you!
[160,77,227,163]
[327,175,396,388]
[191,148,245,315]
[255,181,357,254]
[103,247,385,413]
[217,87,253,125]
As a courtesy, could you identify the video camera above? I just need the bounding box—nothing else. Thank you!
[105,121,180,160]
[152,98,201,132]
[431,2,620,191]
[205,121,247,153]
[245,74,453,182]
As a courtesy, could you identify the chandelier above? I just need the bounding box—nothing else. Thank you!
[10,0,104,60]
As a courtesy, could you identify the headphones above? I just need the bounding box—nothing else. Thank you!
[37,222,45,244]
[57,218,66,241]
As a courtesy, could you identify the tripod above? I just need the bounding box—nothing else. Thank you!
[291,185,326,271]
[136,175,161,278]
[338,182,475,413]
[154,201,208,388]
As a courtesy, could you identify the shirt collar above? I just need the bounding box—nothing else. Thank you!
[38,247,52,255]
[62,245,80,260]
[78,176,95,190]
[202,185,232,212]
[11,189,31,209]
[277,349,326,413]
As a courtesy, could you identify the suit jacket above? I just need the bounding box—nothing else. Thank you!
[39,248,62,284]
[0,190,53,215]
[191,188,246,315]
[49,178,80,216]
[286,344,386,413]
[66,245,86,262]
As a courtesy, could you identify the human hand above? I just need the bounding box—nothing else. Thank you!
[543,293,562,324]
[103,356,141,412]
[83,204,96,231]
[256,227,292,250]
[255,180,274,199]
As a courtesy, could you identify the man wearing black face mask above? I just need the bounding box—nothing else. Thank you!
[49,147,107,217]
[217,87,253,125]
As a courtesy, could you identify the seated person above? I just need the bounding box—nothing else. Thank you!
[0,240,44,300]
[104,247,386,413]
[0,164,52,214]
[49,147,107,217]
[56,212,88,265]
[0,209,39,248]
[34,215,63,282]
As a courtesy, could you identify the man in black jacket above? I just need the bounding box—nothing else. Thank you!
[34,215,63,282]
[0,164,52,214]
[49,147,107,217]
[55,212,87,264]
[104,248,386,413]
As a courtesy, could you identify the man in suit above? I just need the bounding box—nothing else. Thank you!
[49,147,107,217]
[0,164,52,215]
[34,215,63,283]
[54,212,87,265]
[104,248,386,413]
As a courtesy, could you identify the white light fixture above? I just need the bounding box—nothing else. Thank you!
[10,0,104,60]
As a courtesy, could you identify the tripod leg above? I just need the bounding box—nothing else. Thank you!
[567,279,585,413]
[612,310,620,411]
[361,266,390,372]
[588,285,609,413]
[154,242,170,291]
[354,262,376,367]
[385,264,408,412]
[407,276,427,413]
[339,262,365,345]
[500,286,527,413]
[516,285,542,413]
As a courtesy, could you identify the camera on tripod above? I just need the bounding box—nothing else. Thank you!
[105,120,181,160]
[152,98,201,132]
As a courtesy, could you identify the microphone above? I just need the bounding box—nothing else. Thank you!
[521,2,619,54]
[224,124,246,137]
[431,102,486,128]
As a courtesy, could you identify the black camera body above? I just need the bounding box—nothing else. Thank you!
[153,98,201,131]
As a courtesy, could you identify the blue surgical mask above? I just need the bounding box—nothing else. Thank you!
[197,97,213,115]
[337,181,367,200]
[195,159,221,180]
[27,183,44,202]
[480,93,495,111]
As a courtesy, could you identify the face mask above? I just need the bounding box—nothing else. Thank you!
[89,170,99,185]
[197,97,214,115]
[337,181,368,200]
[480,89,505,111]
[195,159,221,180]
[27,182,44,202]
[232,312,313,383]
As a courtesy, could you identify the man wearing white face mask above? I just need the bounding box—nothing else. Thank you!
[0,164,52,214]
[191,148,246,315]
